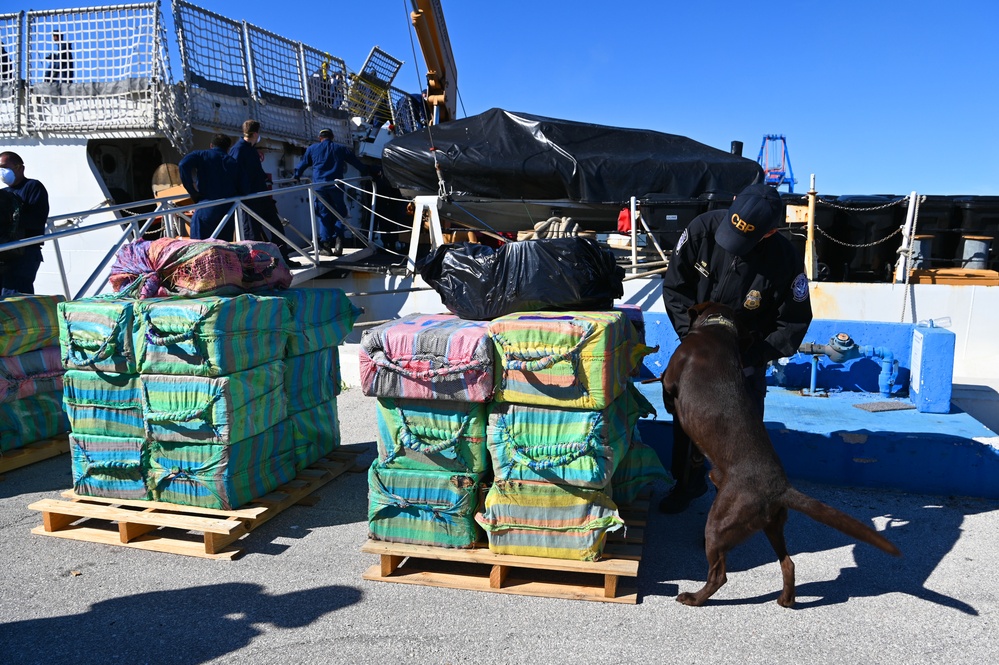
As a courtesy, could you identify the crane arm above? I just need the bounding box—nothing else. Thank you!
[410,0,457,124]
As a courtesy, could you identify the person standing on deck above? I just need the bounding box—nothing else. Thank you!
[230,119,293,262]
[294,128,367,257]
[0,151,49,295]
[659,183,813,513]
[178,134,240,241]
[43,31,74,83]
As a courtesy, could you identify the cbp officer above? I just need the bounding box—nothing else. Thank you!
[179,133,240,241]
[659,183,813,513]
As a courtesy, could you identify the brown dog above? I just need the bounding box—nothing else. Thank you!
[661,302,901,607]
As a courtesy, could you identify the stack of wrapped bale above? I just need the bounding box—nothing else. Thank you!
[475,310,658,561]
[360,314,494,548]
[265,288,361,470]
[0,295,69,453]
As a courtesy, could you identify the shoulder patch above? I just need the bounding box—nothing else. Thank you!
[792,273,809,302]
[675,228,688,253]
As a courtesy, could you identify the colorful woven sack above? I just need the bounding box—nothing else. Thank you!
[375,397,488,473]
[360,314,494,402]
[614,304,646,377]
[141,360,287,444]
[0,294,64,357]
[146,420,297,509]
[611,427,672,506]
[489,310,647,410]
[70,433,149,500]
[289,398,340,470]
[0,346,63,404]
[58,296,137,374]
[0,392,69,452]
[134,294,291,376]
[475,479,624,561]
[63,370,145,439]
[368,464,483,548]
[285,346,338,415]
[262,288,361,355]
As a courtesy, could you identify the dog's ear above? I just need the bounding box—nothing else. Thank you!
[688,302,711,327]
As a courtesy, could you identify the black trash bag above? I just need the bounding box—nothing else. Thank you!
[416,237,624,321]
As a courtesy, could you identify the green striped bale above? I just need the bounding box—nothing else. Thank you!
[63,370,145,439]
[368,464,484,548]
[58,296,138,374]
[141,361,287,444]
[375,397,488,473]
[134,294,291,376]
[285,346,338,415]
[611,427,672,506]
[475,479,624,561]
[0,392,69,452]
[489,310,647,410]
[1,346,63,404]
[146,420,297,510]
[263,288,361,356]
[0,294,64,357]
[70,433,149,500]
[487,385,654,489]
[289,398,341,471]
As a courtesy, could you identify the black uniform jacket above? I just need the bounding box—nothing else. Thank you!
[661,209,813,368]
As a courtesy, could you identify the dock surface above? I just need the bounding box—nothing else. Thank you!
[1,387,997,664]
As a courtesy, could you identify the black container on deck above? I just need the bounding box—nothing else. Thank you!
[953,196,999,270]
[828,195,906,282]
[637,195,706,251]
[902,195,960,268]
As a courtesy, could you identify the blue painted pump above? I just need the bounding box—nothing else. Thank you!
[798,333,899,396]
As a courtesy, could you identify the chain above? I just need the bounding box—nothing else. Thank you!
[815,196,908,212]
[816,225,902,248]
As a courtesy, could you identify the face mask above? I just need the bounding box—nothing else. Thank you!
[0,167,14,186]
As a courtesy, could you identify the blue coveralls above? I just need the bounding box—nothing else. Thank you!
[293,139,365,245]
[178,146,241,241]
[229,138,279,242]
[1,178,48,296]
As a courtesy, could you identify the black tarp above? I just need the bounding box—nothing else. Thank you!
[382,108,763,203]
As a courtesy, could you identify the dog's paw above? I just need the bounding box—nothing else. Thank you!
[676,592,701,606]
[777,593,796,608]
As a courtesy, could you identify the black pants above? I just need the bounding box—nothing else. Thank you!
[670,366,768,491]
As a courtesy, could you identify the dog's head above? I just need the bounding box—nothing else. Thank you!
[688,302,753,350]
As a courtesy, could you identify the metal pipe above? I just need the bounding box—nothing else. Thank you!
[805,174,817,280]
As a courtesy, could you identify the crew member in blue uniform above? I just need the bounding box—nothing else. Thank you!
[0,151,50,295]
[178,133,240,241]
[659,183,813,513]
[294,128,367,256]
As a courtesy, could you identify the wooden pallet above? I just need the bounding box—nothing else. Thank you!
[0,434,70,475]
[27,450,361,560]
[362,496,651,604]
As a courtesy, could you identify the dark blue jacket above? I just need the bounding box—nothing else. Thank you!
[6,178,49,239]
[229,138,268,194]
[178,146,240,240]
[294,139,365,183]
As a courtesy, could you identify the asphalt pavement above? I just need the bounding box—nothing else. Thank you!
[1,387,997,665]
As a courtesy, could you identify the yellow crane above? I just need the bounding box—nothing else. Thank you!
[410,0,457,124]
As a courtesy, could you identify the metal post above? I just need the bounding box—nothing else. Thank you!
[893,191,919,283]
[805,174,818,280]
[629,196,638,275]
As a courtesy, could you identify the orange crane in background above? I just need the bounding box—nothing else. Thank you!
[410,0,458,125]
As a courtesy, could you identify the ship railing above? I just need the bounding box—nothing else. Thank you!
[0,176,382,301]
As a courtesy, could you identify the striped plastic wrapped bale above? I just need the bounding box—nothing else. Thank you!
[285,346,338,415]
[611,427,673,506]
[486,391,641,489]
[614,304,646,377]
[134,294,292,377]
[1,346,64,404]
[475,480,624,561]
[360,314,494,402]
[70,433,149,500]
[263,288,361,356]
[0,294,65,357]
[63,370,145,439]
[0,392,69,452]
[58,296,137,374]
[146,420,297,510]
[368,463,484,548]
[289,398,341,470]
[375,398,488,473]
[141,361,287,444]
[489,310,647,410]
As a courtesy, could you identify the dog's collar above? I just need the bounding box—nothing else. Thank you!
[696,313,738,333]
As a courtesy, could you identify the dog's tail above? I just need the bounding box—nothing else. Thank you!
[782,488,901,556]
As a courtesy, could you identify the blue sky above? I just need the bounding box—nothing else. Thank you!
[20,0,999,195]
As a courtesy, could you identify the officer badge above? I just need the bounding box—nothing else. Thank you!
[744,290,762,310]
[792,273,809,302]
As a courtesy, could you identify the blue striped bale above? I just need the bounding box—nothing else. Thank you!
[285,346,338,415]
[0,392,69,452]
[0,294,64,357]
[70,433,149,500]
[375,397,488,473]
[262,288,361,356]
[63,370,145,439]
[58,296,138,374]
[1,346,63,404]
[289,398,341,471]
